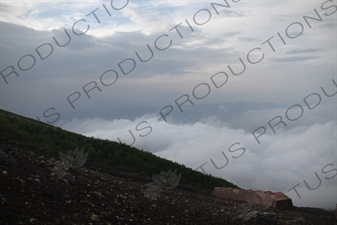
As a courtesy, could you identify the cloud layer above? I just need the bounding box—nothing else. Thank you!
[60,99,337,210]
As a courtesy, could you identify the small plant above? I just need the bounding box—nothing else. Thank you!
[92,191,102,197]
[143,168,182,200]
[51,147,89,180]
[90,213,99,221]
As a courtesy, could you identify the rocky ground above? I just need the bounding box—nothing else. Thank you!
[0,141,335,225]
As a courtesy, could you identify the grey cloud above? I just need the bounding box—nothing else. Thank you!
[238,37,259,42]
[221,31,243,37]
[0,20,241,123]
[286,48,321,54]
[270,56,316,62]
[318,22,336,29]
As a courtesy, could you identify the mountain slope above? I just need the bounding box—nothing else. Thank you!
[0,109,238,190]
[0,109,335,224]
[0,141,335,225]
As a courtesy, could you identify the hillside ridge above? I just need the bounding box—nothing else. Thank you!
[0,109,238,190]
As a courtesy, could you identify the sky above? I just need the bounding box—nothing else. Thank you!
[0,0,336,210]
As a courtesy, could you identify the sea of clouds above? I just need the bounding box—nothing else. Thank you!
[59,98,336,210]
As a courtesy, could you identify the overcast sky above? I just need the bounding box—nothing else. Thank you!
[1,0,336,210]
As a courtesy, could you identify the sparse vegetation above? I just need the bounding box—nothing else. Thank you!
[90,213,99,221]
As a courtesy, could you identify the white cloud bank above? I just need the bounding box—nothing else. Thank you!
[60,99,337,210]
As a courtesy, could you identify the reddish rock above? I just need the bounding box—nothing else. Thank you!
[213,187,293,210]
